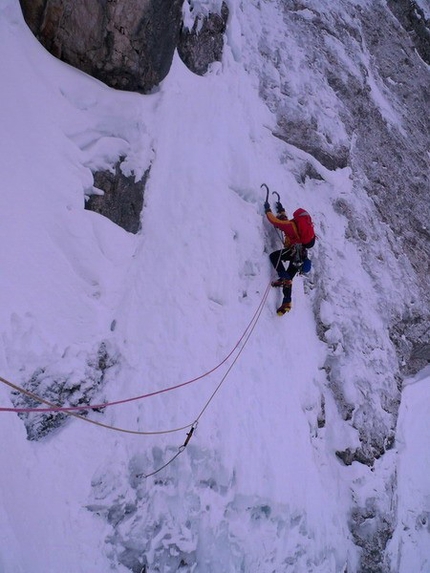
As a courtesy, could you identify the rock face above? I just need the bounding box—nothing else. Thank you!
[259,0,430,375]
[250,2,429,570]
[85,160,150,235]
[387,0,430,65]
[358,2,430,378]
[11,342,117,441]
[178,1,229,75]
[18,0,229,93]
[19,0,184,94]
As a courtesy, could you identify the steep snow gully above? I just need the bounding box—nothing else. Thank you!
[0,1,429,572]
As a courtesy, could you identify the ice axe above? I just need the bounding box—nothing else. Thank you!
[261,183,270,204]
[261,184,282,210]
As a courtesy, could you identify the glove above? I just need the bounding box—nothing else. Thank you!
[275,201,285,214]
[300,258,312,274]
[264,201,271,212]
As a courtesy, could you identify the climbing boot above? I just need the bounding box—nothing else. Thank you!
[277,301,292,316]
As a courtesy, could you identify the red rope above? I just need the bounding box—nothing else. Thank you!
[0,282,272,414]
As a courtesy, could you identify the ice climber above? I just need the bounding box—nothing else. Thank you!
[264,197,315,316]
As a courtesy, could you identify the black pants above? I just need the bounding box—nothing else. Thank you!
[269,248,299,303]
[269,248,301,280]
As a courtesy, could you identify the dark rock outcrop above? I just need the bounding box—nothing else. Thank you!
[12,342,117,441]
[85,159,150,234]
[19,0,184,93]
[273,120,350,171]
[387,0,430,65]
[178,1,229,75]
[350,497,396,573]
[19,0,230,92]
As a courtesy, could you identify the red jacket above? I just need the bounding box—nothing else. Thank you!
[266,210,300,247]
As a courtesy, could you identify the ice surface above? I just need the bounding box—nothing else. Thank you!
[0,0,428,571]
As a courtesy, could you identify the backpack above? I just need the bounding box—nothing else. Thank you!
[293,209,315,248]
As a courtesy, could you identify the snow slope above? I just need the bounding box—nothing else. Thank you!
[387,367,430,573]
[0,1,429,572]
